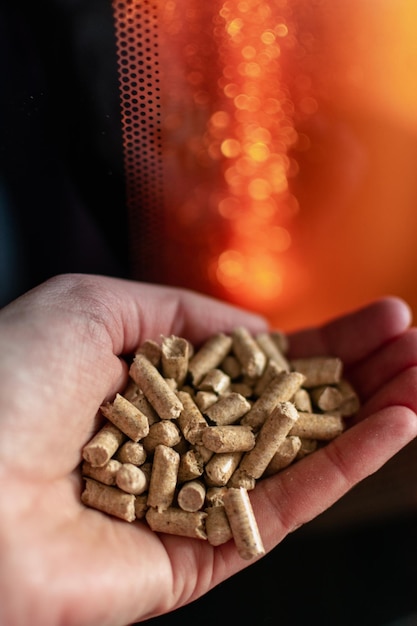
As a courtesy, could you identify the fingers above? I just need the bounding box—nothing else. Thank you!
[22,274,269,355]
[348,328,417,402]
[253,401,417,551]
[287,297,412,365]
[356,365,417,421]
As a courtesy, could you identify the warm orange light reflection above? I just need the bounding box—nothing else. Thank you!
[115,0,417,331]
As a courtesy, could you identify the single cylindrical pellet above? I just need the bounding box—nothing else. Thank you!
[241,371,305,431]
[263,436,302,476]
[227,467,256,490]
[194,390,219,412]
[202,425,255,453]
[177,391,208,445]
[81,478,135,522]
[310,385,344,412]
[82,421,126,468]
[253,360,282,397]
[136,339,161,367]
[115,441,147,466]
[146,507,207,540]
[290,357,343,388]
[289,412,345,440]
[177,480,206,512]
[124,388,159,426]
[336,379,361,416]
[100,393,150,442]
[240,401,300,479]
[205,505,233,546]
[198,368,231,394]
[223,487,265,560]
[129,353,184,420]
[177,449,205,483]
[255,332,290,372]
[147,444,180,511]
[220,355,242,380]
[81,459,122,486]
[293,388,312,413]
[142,420,182,455]
[116,463,148,495]
[232,326,266,378]
[204,451,243,487]
[188,333,233,385]
[204,392,251,426]
[161,335,190,386]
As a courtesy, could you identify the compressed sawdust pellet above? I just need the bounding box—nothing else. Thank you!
[80,328,360,559]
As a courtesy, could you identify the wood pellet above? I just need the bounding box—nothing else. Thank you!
[80,329,360,560]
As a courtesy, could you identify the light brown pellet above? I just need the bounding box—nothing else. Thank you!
[115,440,147,466]
[255,332,290,372]
[100,393,150,442]
[176,390,208,445]
[253,359,282,397]
[204,392,251,426]
[142,420,182,455]
[241,371,305,431]
[227,467,256,490]
[177,479,206,512]
[310,385,344,412]
[223,487,265,560]
[290,356,343,388]
[161,335,190,386]
[263,436,302,476]
[198,368,231,394]
[147,444,180,511]
[204,451,243,487]
[136,339,161,367]
[220,354,242,379]
[293,388,313,413]
[205,486,229,506]
[188,332,233,385]
[81,478,136,522]
[146,507,207,540]
[129,353,184,420]
[290,412,345,440]
[116,463,148,495]
[177,448,205,483]
[202,425,256,454]
[205,505,233,546]
[82,422,126,468]
[232,326,266,378]
[124,387,159,426]
[194,390,218,411]
[81,459,122,486]
[240,402,300,479]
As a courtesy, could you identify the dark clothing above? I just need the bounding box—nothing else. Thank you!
[0,1,128,307]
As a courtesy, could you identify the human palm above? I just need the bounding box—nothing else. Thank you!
[0,274,416,626]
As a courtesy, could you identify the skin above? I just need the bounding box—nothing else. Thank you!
[0,273,416,626]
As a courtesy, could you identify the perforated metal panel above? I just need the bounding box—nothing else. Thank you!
[112,0,165,283]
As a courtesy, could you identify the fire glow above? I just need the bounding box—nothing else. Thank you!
[114,0,417,329]
[158,0,309,310]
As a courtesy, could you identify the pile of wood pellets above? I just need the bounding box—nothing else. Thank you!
[81,327,359,559]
